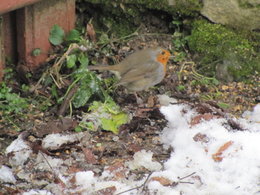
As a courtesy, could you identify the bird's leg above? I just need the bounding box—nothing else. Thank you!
[134,92,144,105]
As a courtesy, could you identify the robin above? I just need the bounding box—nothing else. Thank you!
[88,47,171,92]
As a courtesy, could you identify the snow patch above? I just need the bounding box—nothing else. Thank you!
[126,150,162,171]
[0,165,16,183]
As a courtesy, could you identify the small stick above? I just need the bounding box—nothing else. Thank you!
[57,84,79,116]
[177,172,196,180]
[115,172,153,195]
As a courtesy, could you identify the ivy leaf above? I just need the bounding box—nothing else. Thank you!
[66,54,77,68]
[32,48,41,56]
[78,53,89,69]
[66,29,81,42]
[49,24,65,45]
[72,85,93,108]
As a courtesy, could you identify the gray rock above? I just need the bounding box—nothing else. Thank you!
[201,0,260,30]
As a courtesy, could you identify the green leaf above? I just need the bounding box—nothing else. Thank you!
[78,53,89,69]
[101,118,118,134]
[72,86,92,108]
[66,29,81,42]
[100,112,128,134]
[212,78,220,85]
[66,54,77,68]
[75,126,82,132]
[78,121,95,131]
[32,48,41,56]
[217,102,230,109]
[176,85,186,91]
[113,113,128,129]
[49,24,65,45]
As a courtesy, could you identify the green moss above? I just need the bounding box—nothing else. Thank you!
[104,16,137,37]
[238,0,260,8]
[80,0,202,16]
[188,20,259,80]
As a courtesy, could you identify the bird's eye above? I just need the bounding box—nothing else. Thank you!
[161,51,165,55]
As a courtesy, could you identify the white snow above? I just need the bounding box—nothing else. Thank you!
[5,134,32,166]
[71,103,260,195]
[243,103,260,122]
[22,190,53,195]
[126,149,162,171]
[2,101,260,195]
[157,103,260,195]
[42,132,85,150]
[0,165,16,183]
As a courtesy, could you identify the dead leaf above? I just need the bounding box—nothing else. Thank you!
[221,85,229,91]
[94,186,116,195]
[147,95,156,107]
[128,143,142,153]
[193,133,209,143]
[105,161,127,180]
[86,22,96,42]
[34,118,78,137]
[150,176,173,186]
[212,141,234,162]
[190,113,215,126]
[82,148,97,164]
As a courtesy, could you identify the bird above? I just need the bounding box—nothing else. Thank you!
[88,47,171,92]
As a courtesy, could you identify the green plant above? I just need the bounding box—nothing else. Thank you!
[49,24,65,45]
[0,83,28,115]
[0,82,29,131]
[176,85,186,91]
[171,20,188,62]
[44,25,123,123]
[80,98,128,134]
[188,20,259,79]
[217,102,230,109]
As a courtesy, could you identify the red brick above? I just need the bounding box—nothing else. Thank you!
[16,0,75,71]
[0,0,42,15]
[0,18,4,81]
[3,12,17,62]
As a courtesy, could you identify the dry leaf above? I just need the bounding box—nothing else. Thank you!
[95,186,116,195]
[212,141,234,162]
[105,161,127,180]
[150,176,173,186]
[86,23,96,42]
[190,113,215,126]
[82,148,97,164]
[193,133,210,143]
[147,95,156,107]
[221,85,229,91]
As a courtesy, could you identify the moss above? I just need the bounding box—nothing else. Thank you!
[80,0,202,16]
[238,0,260,8]
[188,20,259,81]
[104,16,137,37]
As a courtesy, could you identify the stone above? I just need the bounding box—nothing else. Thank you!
[201,0,260,31]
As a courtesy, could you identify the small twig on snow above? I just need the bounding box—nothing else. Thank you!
[115,172,153,195]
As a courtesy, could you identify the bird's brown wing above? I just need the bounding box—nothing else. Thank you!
[117,61,161,85]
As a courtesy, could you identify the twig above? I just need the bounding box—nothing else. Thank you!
[52,43,80,74]
[177,172,196,180]
[57,84,79,116]
[30,43,82,92]
[39,151,66,188]
[115,172,153,195]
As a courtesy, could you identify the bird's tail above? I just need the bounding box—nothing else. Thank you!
[88,64,119,71]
